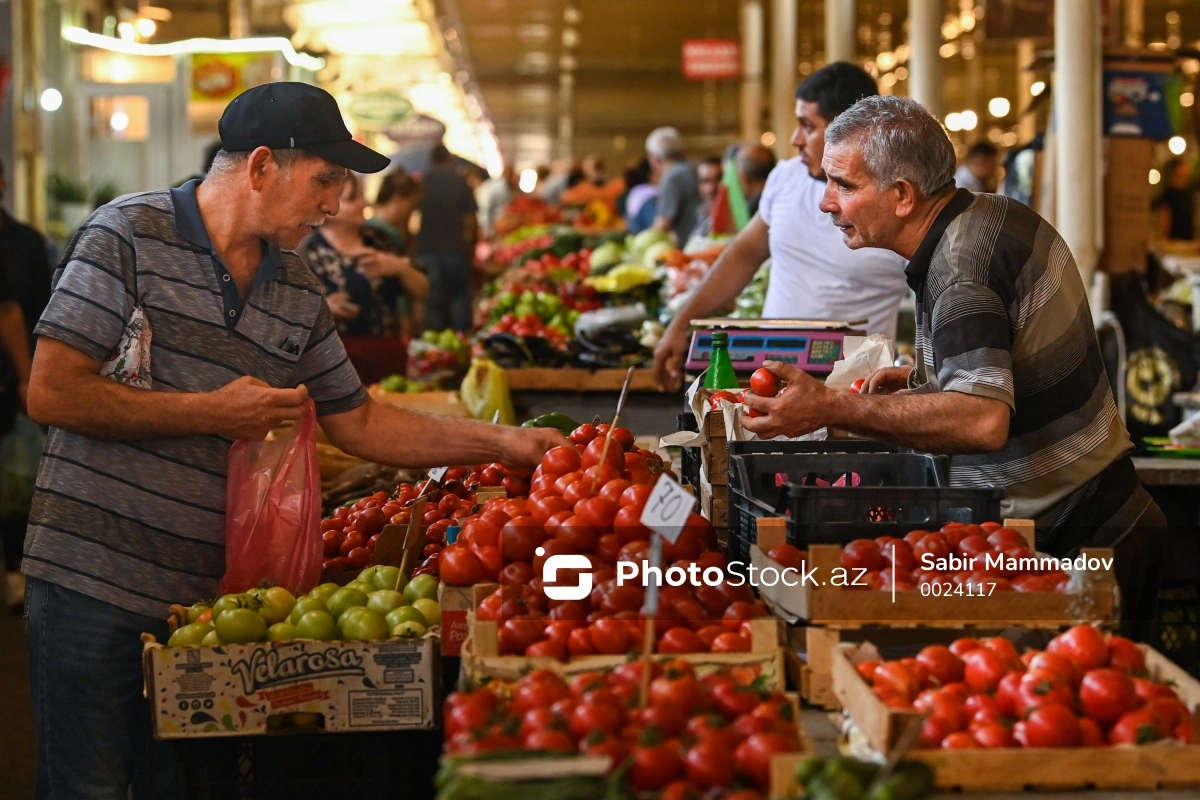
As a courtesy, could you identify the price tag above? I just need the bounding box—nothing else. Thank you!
[641,533,664,614]
[427,466,449,484]
[639,473,696,544]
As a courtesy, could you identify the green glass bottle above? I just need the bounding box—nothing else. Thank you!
[704,331,739,390]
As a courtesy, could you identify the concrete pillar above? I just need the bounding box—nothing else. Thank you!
[771,0,796,160]
[825,0,855,65]
[908,0,943,119]
[740,0,764,142]
[1124,0,1144,49]
[1055,0,1101,287]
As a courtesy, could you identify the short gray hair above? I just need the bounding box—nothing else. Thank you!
[646,127,684,160]
[825,96,956,199]
[207,147,309,177]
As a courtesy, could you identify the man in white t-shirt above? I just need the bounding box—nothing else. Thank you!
[653,62,909,389]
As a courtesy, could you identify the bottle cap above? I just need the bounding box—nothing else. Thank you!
[710,331,728,345]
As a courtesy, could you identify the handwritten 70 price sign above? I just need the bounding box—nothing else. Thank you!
[638,474,696,613]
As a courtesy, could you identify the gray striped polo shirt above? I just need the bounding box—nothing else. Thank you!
[906,189,1132,527]
[23,180,367,617]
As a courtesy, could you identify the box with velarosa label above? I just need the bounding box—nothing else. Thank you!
[142,611,438,738]
[437,582,497,656]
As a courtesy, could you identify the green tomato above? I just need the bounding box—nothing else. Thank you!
[357,566,382,585]
[257,587,296,625]
[403,574,439,604]
[372,566,401,591]
[344,580,375,596]
[212,593,255,617]
[367,590,407,615]
[214,608,267,644]
[327,587,369,620]
[186,603,211,624]
[289,596,327,625]
[168,622,213,647]
[265,622,296,642]
[340,608,390,641]
[391,620,426,639]
[308,583,340,604]
[386,605,427,629]
[294,610,338,641]
[411,599,441,627]
[201,630,221,646]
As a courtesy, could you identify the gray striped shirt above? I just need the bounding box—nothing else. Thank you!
[23,181,367,617]
[905,190,1132,525]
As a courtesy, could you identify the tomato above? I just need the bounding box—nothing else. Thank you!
[686,741,736,788]
[1107,635,1147,674]
[848,378,866,394]
[528,495,572,525]
[709,681,759,719]
[874,662,921,701]
[1078,667,1137,724]
[1021,705,1081,747]
[524,728,577,752]
[734,732,794,788]
[446,701,493,737]
[589,619,633,655]
[962,649,1008,694]
[650,673,706,716]
[576,496,619,529]
[979,637,1022,669]
[658,781,701,800]
[1016,670,1073,717]
[916,645,965,686]
[972,722,1016,748]
[1149,697,1191,731]
[583,732,630,766]
[709,389,740,409]
[1078,717,1106,747]
[569,701,625,738]
[439,544,483,586]
[659,627,706,654]
[512,675,569,715]
[1109,707,1167,745]
[722,601,763,631]
[748,368,780,397]
[582,436,624,472]
[956,535,992,563]
[994,671,1023,717]
[631,739,684,791]
[687,714,738,750]
[598,478,632,504]
[621,483,654,509]
[1047,625,1108,672]
[949,637,981,657]
[766,544,805,571]
[941,732,979,749]
[542,445,582,475]
[557,516,598,553]
[610,426,637,451]
[525,638,567,660]
[569,424,599,446]
[460,519,500,549]
[474,545,502,581]
[1133,677,1179,704]
[711,632,752,653]
[498,618,547,655]
[841,539,885,571]
[914,690,969,732]
[630,703,687,738]
[1027,652,1080,687]
[913,533,952,565]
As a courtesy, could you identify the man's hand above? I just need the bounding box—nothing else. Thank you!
[866,365,914,395]
[652,325,689,391]
[209,377,310,440]
[499,426,570,473]
[741,361,834,439]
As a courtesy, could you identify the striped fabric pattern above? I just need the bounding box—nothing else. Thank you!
[23,184,367,617]
[906,190,1132,524]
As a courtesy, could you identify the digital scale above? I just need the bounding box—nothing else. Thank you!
[685,318,865,377]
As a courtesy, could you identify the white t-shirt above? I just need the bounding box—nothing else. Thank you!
[759,157,909,339]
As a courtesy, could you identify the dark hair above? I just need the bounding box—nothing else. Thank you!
[376,168,422,205]
[795,61,879,121]
[966,141,1000,160]
[430,144,452,165]
[737,145,777,183]
[624,157,651,188]
[700,155,722,170]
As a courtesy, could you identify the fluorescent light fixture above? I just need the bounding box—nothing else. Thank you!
[62,26,325,71]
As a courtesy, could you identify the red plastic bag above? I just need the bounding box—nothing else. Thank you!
[220,399,322,596]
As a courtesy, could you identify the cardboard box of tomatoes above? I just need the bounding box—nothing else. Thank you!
[830,634,1200,791]
[142,607,439,739]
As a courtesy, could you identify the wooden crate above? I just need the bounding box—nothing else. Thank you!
[831,640,1200,791]
[461,617,786,688]
[701,481,729,528]
[751,518,1118,628]
[701,438,728,486]
[504,367,665,393]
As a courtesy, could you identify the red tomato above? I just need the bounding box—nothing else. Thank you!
[460,519,500,549]
[658,782,700,800]
[501,516,546,562]
[696,624,725,649]
[1075,667,1136,724]
[1111,707,1169,745]
[1149,697,1191,731]
[711,633,752,653]
[542,445,582,475]
[949,637,981,657]
[631,740,684,791]
[1133,677,1179,704]
[722,601,763,631]
[566,627,595,656]
[962,649,1008,694]
[474,545,503,581]
[841,539,886,571]
[1107,635,1147,673]
[569,424,599,446]
[523,728,576,752]
[1027,652,1080,687]
[916,645,965,686]
[972,722,1015,748]
[941,732,979,749]
[1078,717,1106,747]
[766,544,806,571]
[440,544,483,586]
[687,714,738,750]
[686,741,736,788]
[848,378,865,394]
[748,368,780,397]
[525,638,566,661]
[599,478,632,504]
[621,483,654,509]
[576,496,619,529]
[582,436,624,472]
[734,732,794,788]
[979,636,1022,669]
[874,662,921,701]
[583,733,629,766]
[650,673,707,716]
[589,619,632,655]
[569,701,624,738]
[1016,670,1074,717]
[659,627,706,654]
[913,533,952,565]
[994,671,1024,717]
[1021,705,1081,747]
[1047,625,1109,672]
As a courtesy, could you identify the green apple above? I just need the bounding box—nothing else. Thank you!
[294,610,338,640]
[341,608,390,641]
[326,587,368,620]
[289,596,327,625]
[403,574,439,604]
[411,598,441,627]
[386,605,427,629]
[367,590,407,614]
[265,622,296,642]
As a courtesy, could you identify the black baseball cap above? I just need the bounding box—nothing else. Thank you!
[219,82,391,174]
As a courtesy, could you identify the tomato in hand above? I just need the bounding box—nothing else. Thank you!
[749,368,780,398]
[848,378,866,394]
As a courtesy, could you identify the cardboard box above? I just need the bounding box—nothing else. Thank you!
[438,583,497,657]
[142,633,439,738]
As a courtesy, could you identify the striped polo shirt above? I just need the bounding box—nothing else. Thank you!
[906,189,1132,529]
[24,180,367,618]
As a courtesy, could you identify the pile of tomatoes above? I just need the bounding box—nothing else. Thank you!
[834,523,1069,593]
[318,464,525,577]
[855,625,1194,749]
[444,661,801,796]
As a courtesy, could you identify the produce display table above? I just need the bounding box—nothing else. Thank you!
[504,366,681,435]
[1134,456,1200,486]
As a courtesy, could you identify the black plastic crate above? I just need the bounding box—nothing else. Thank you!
[726,450,1002,567]
[1151,582,1200,679]
[177,730,441,800]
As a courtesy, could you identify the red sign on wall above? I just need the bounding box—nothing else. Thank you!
[682,39,741,80]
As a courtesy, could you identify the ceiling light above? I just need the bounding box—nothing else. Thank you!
[117,22,135,41]
[1000,132,1019,147]
[939,42,958,58]
[1150,168,1161,185]
[960,110,978,130]
[39,88,62,112]
[1031,80,1046,96]
[519,169,537,193]
[988,97,1011,117]
[1182,92,1194,108]
[1169,136,1187,155]
[110,110,130,132]
[134,18,156,38]
[62,26,325,71]
[945,112,963,131]
[761,132,776,146]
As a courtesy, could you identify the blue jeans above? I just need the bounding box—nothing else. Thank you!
[26,577,181,799]
[421,252,473,332]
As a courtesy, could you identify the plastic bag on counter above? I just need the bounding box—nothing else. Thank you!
[460,357,516,425]
[0,414,44,519]
[824,334,895,390]
[220,400,322,596]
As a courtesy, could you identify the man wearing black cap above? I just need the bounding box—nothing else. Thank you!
[21,83,565,798]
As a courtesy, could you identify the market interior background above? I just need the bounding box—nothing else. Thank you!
[4,0,1200,798]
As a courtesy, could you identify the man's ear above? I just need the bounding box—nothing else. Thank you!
[894,178,919,219]
[246,147,274,190]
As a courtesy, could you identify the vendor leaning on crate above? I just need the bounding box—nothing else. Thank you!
[742,96,1166,642]
[20,83,566,799]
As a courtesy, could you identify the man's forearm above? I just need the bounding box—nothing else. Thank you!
[825,391,1009,454]
[325,400,516,468]
[0,304,31,387]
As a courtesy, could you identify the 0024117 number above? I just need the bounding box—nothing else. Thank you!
[919,581,996,597]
